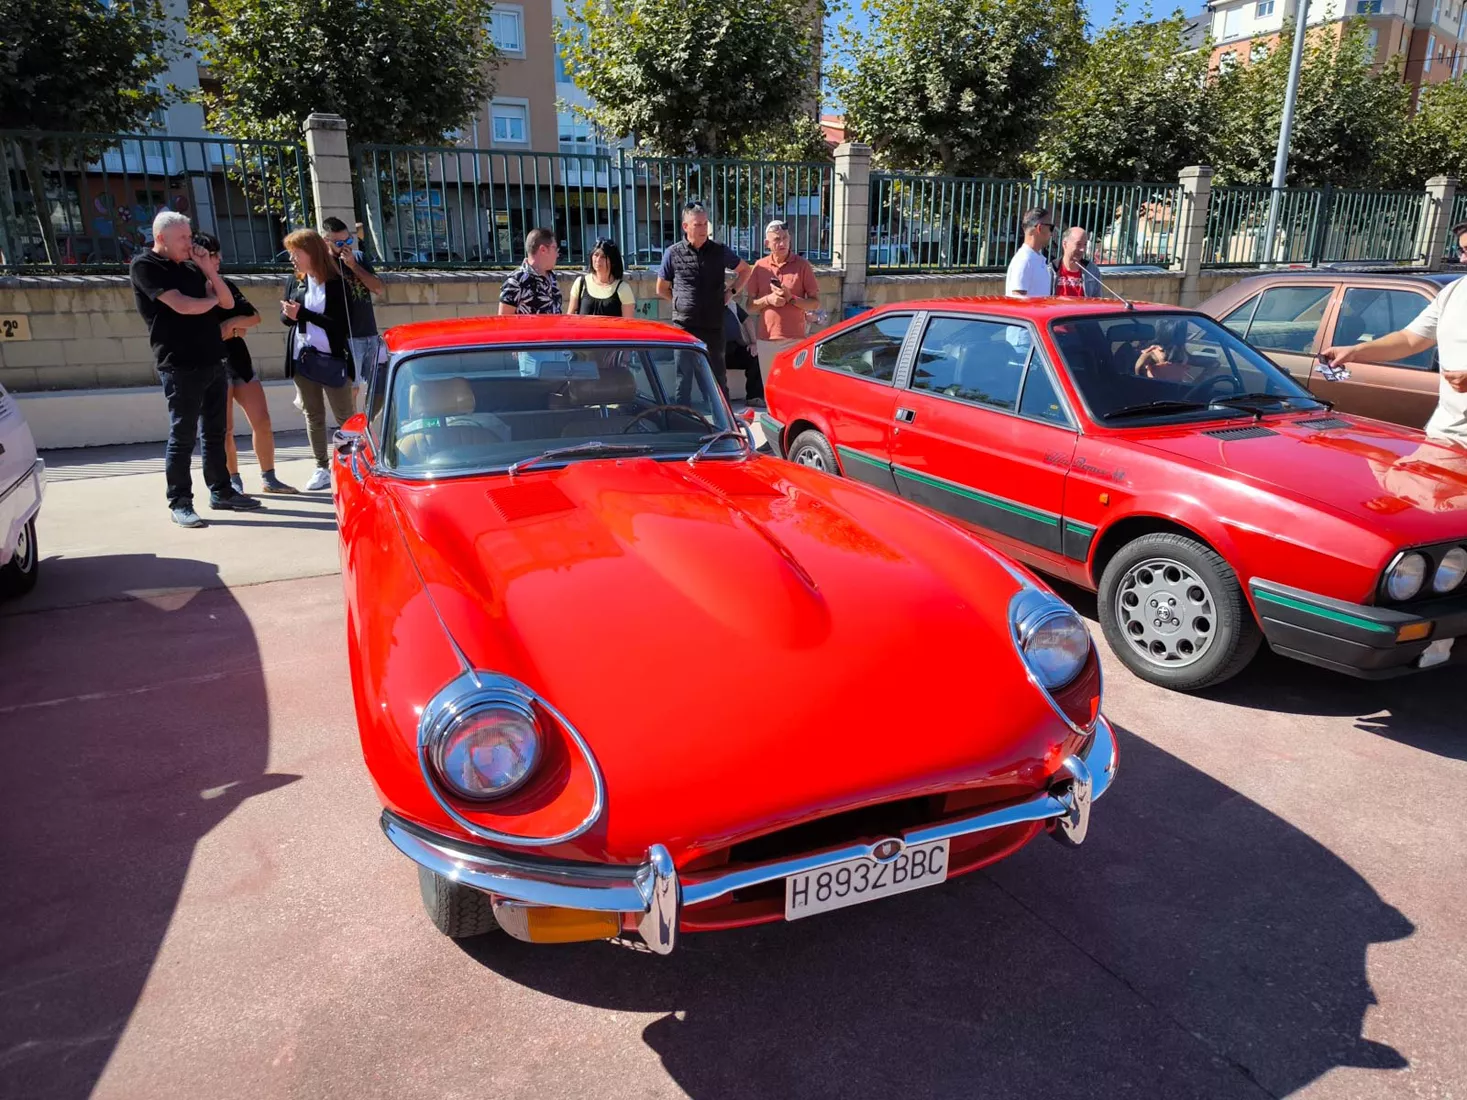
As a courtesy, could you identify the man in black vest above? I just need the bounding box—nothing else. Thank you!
[656,202,752,404]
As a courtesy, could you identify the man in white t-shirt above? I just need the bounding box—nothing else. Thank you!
[1320,277,1467,448]
[1005,208,1056,298]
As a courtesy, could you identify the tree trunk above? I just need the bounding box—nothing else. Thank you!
[21,141,59,265]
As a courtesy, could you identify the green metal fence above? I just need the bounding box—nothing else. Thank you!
[1204,185,1426,268]
[1,130,313,273]
[355,144,832,270]
[867,174,1184,272]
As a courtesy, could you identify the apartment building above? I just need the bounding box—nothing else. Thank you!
[1207,0,1466,88]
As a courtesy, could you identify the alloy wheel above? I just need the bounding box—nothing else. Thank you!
[1114,556,1217,669]
[793,446,827,471]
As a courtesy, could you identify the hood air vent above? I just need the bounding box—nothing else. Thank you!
[1202,425,1280,440]
[1293,416,1352,430]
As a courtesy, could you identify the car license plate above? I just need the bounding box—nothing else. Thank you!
[784,839,950,921]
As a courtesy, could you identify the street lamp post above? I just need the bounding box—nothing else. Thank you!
[1262,0,1310,264]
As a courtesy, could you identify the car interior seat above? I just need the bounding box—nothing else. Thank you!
[556,366,640,437]
[395,377,509,465]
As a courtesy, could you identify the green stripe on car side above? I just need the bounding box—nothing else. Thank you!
[893,465,1060,527]
[1065,521,1095,536]
[837,445,891,471]
[1251,589,1396,634]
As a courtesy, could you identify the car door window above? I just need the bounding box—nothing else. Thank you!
[1333,288,1436,370]
[910,316,1031,411]
[1242,285,1333,353]
[814,314,912,383]
[1220,294,1260,337]
[1017,356,1072,426]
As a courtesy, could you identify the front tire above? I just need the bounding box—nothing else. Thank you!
[0,517,38,599]
[1097,532,1260,691]
[418,865,499,939]
[788,429,838,474]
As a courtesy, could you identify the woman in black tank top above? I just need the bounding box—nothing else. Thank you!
[571,238,636,318]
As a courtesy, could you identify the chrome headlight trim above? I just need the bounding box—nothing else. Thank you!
[425,691,542,801]
[1432,547,1467,594]
[416,670,606,847]
[1008,587,1101,736]
[1384,550,1428,601]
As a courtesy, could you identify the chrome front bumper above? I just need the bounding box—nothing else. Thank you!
[382,715,1119,954]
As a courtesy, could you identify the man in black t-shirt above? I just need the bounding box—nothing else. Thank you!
[130,211,262,526]
[656,203,752,404]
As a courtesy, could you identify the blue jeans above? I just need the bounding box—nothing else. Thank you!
[159,361,231,508]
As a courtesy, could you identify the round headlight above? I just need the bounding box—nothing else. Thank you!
[1385,552,1428,601]
[1022,609,1092,690]
[1434,547,1467,594]
[431,704,541,801]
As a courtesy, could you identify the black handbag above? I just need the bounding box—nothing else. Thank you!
[296,346,350,389]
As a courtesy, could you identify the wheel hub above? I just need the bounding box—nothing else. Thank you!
[794,447,825,470]
[1115,557,1217,668]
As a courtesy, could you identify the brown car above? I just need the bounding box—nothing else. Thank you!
[1199,270,1464,428]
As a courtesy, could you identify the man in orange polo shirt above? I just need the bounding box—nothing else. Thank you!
[747,219,820,409]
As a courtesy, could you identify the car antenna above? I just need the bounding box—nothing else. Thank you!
[1089,269,1136,311]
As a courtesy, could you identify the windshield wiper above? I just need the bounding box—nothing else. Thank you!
[688,429,751,465]
[1209,392,1326,410]
[1101,400,1239,421]
[508,441,655,475]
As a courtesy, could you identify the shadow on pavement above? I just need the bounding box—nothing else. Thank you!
[466,728,1413,1099]
[0,554,298,1100]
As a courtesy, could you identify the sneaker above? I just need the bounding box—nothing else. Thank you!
[229,473,245,495]
[260,470,299,495]
[171,505,206,528]
[304,467,331,492]
[210,490,263,511]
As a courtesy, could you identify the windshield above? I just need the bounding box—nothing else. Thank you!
[1048,311,1321,423]
[381,342,737,474]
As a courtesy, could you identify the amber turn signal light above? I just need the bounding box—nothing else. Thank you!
[1396,622,1433,643]
[492,900,622,944]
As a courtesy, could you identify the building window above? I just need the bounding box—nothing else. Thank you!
[1354,0,1381,11]
[555,49,569,83]
[1425,33,1435,70]
[1256,0,1275,14]
[491,101,529,145]
[1222,6,1244,37]
[489,5,524,54]
[1218,49,1239,71]
[557,111,610,157]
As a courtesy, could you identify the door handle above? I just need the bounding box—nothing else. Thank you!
[895,407,917,423]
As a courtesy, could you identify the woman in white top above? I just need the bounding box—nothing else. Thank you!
[280,228,356,491]
[568,239,636,318]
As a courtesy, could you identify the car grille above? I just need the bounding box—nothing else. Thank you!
[1293,416,1352,430]
[1202,425,1280,440]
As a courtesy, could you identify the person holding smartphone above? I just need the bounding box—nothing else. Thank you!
[321,216,385,393]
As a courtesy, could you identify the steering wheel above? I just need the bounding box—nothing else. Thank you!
[622,405,717,434]
[1183,373,1242,403]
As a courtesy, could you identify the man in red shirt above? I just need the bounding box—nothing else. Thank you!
[1054,227,1100,298]
[747,220,820,409]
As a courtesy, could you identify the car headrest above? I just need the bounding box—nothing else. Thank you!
[1106,322,1155,345]
[409,377,475,418]
[563,366,636,406]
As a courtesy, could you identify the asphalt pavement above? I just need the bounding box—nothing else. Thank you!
[1,434,1463,1100]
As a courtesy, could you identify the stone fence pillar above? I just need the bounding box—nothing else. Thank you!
[1174,165,1213,307]
[303,112,354,232]
[831,142,872,312]
[1415,175,1457,273]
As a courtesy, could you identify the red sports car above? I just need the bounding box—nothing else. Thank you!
[760,297,1467,691]
[330,315,1116,952]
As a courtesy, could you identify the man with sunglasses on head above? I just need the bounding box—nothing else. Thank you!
[1006,208,1056,299]
[657,202,752,403]
[321,216,385,387]
[1450,222,1467,266]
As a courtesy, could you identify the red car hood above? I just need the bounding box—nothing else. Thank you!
[1129,416,1467,540]
[386,456,1075,861]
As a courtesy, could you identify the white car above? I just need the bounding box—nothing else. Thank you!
[0,382,44,598]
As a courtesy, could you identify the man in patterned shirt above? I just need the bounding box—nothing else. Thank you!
[498,227,562,315]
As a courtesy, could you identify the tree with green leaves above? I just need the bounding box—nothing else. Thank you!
[1395,75,1467,186]
[191,0,500,145]
[0,0,177,262]
[1210,20,1412,187]
[830,0,1086,177]
[558,0,822,159]
[1030,12,1215,182]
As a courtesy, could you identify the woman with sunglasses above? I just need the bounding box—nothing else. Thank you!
[568,238,636,318]
[197,233,297,495]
